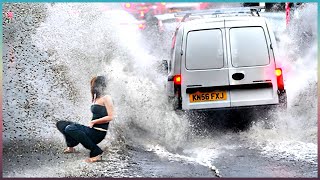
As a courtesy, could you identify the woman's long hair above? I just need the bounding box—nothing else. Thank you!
[90,76,107,102]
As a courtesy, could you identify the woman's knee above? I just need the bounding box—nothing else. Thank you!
[64,124,78,134]
[56,121,69,132]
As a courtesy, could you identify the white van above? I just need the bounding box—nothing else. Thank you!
[163,7,287,114]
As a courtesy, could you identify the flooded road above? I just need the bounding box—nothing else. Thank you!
[2,3,318,178]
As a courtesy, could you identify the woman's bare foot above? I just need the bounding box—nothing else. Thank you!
[85,154,103,163]
[63,147,76,154]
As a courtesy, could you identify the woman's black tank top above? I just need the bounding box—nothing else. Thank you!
[91,104,109,130]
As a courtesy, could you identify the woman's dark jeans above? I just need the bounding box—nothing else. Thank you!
[56,120,106,157]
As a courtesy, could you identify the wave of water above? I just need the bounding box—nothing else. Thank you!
[30,3,191,151]
[242,3,317,164]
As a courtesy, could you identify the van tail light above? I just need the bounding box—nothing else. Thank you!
[275,68,284,91]
[174,75,181,85]
[275,68,282,77]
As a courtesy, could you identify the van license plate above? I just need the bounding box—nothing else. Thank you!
[189,91,227,103]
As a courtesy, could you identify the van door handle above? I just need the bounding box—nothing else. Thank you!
[232,73,245,80]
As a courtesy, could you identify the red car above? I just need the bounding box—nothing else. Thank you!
[122,3,154,19]
[122,2,212,20]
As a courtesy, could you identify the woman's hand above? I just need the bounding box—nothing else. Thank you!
[88,121,95,128]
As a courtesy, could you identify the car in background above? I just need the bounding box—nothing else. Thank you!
[150,13,181,55]
[104,9,147,32]
[145,2,212,17]
[144,3,213,53]
[243,2,286,12]
[160,3,203,14]
[121,2,154,19]
[122,2,214,20]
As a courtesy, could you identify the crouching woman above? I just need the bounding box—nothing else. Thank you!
[56,76,114,162]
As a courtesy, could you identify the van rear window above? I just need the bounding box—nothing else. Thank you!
[186,29,224,70]
[229,27,270,67]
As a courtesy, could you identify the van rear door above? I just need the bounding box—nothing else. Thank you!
[181,21,231,110]
[225,20,279,107]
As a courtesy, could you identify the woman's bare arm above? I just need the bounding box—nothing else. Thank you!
[89,95,114,128]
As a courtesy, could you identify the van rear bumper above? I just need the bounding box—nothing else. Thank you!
[179,90,287,112]
[183,103,281,113]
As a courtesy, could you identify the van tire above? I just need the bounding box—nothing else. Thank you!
[278,91,287,111]
[168,96,181,110]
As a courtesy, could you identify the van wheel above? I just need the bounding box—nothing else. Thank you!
[168,96,181,111]
[278,91,287,111]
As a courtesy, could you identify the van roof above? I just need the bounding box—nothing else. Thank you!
[181,16,267,29]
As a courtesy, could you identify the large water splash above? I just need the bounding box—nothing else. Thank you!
[30,3,191,151]
[243,3,317,164]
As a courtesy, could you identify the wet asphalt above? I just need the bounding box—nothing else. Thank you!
[3,134,317,178]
